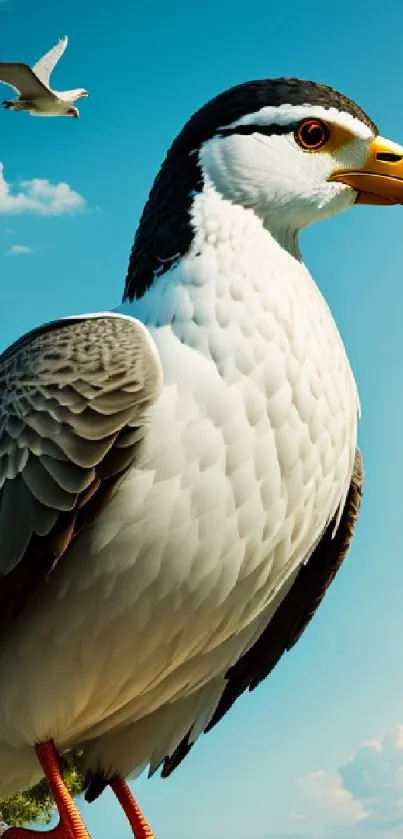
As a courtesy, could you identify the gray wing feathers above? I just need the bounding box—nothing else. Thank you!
[0,63,51,97]
[0,474,58,574]
[32,36,68,86]
[0,315,162,580]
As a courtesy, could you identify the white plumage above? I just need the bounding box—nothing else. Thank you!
[0,173,358,793]
[0,36,88,118]
[1,76,402,836]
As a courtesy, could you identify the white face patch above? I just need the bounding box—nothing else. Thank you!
[218,103,374,141]
[198,103,375,243]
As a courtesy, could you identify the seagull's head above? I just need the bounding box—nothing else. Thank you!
[124,78,403,300]
[67,106,79,119]
[190,78,403,234]
[77,89,89,99]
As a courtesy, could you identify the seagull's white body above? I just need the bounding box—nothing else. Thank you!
[0,180,358,795]
[5,76,401,833]
[0,37,88,118]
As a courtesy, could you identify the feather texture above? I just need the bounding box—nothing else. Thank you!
[0,77,367,799]
[161,448,364,776]
[0,63,51,97]
[32,36,68,87]
[0,314,162,631]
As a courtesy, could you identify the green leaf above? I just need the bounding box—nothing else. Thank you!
[0,752,86,827]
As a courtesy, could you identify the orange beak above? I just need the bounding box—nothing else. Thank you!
[329,136,403,205]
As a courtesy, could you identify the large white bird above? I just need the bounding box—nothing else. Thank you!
[0,77,402,839]
[0,36,88,119]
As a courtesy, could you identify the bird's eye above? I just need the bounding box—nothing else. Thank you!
[295,119,330,151]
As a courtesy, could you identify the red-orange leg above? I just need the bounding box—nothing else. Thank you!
[5,741,90,839]
[110,777,155,839]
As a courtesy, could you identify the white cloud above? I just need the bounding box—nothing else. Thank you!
[266,726,403,839]
[0,162,85,215]
[338,726,403,832]
[294,768,366,830]
[7,244,33,256]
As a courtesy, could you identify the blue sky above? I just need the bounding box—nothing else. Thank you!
[2,0,403,837]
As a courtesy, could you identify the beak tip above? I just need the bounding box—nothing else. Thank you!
[330,136,403,206]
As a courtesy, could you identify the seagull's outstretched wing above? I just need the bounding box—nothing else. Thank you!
[161,449,364,776]
[0,62,52,97]
[32,36,68,87]
[0,314,162,635]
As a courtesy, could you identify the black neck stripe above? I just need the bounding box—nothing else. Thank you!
[216,122,296,138]
[123,77,378,302]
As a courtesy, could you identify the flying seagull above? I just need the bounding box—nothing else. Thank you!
[0,77,402,839]
[0,36,88,118]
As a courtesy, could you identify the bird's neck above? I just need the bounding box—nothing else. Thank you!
[117,184,324,363]
[190,181,303,263]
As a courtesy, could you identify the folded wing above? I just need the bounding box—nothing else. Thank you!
[0,314,162,634]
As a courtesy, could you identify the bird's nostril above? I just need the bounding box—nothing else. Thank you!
[375,152,403,163]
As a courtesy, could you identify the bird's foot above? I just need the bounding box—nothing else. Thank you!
[110,776,156,838]
[2,101,13,110]
[4,742,90,839]
[5,822,87,839]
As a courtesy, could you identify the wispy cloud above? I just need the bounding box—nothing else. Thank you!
[265,725,403,839]
[293,767,366,831]
[0,162,85,215]
[7,244,33,256]
[337,726,403,834]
